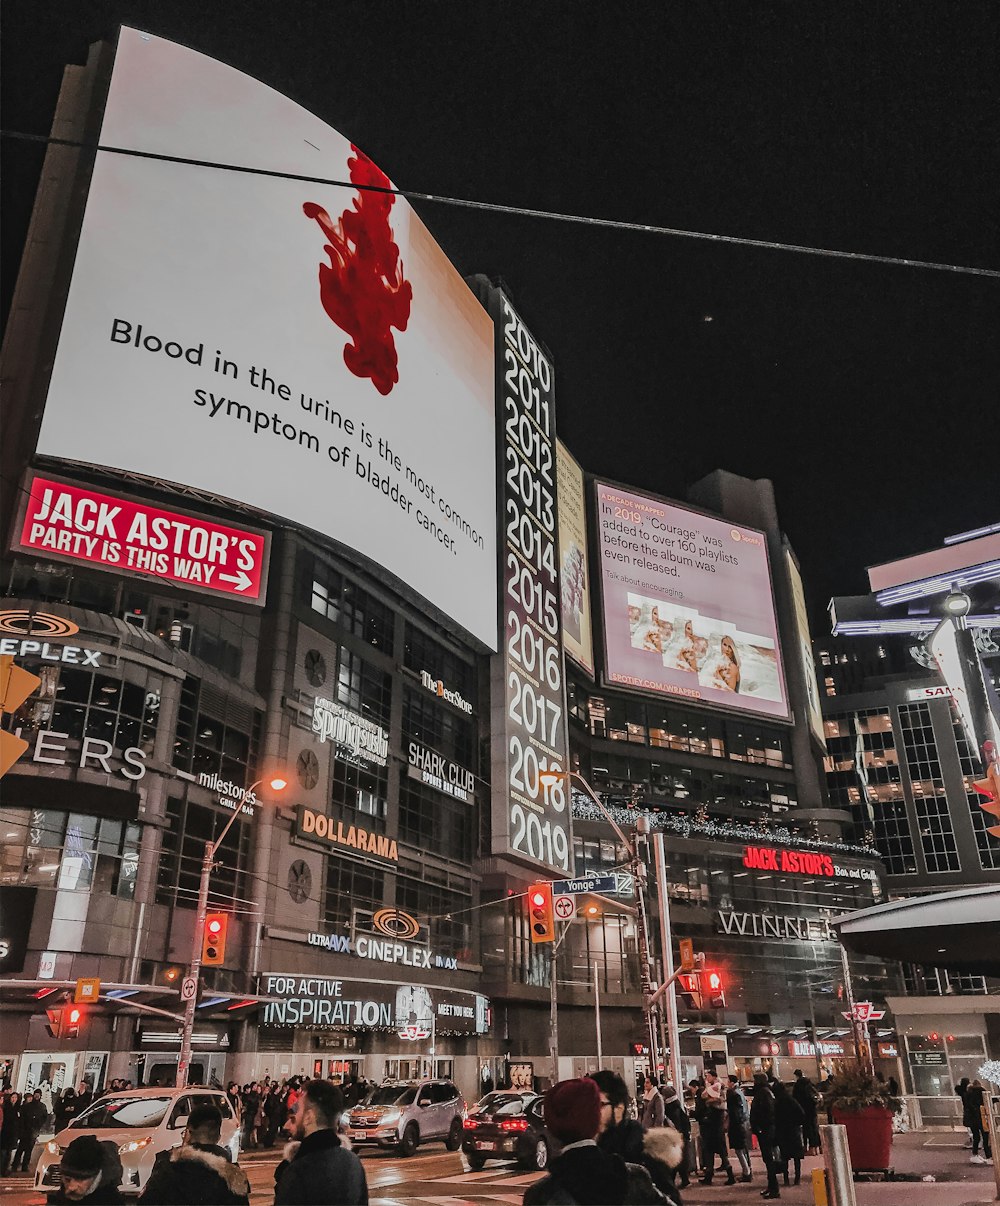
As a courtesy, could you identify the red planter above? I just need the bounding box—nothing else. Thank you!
[832,1106,894,1171]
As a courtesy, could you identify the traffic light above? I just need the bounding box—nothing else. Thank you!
[202,914,229,965]
[972,760,1000,838]
[706,970,726,1009]
[64,1006,84,1039]
[0,656,41,778]
[527,883,555,944]
[45,1009,61,1039]
[677,972,703,1009]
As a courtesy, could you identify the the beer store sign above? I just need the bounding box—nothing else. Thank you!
[261,973,488,1035]
[420,670,473,715]
[312,697,388,767]
[407,741,474,802]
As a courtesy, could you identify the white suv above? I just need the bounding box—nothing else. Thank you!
[34,1087,239,1197]
[345,1079,465,1156]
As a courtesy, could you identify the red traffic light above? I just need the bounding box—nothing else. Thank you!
[527,882,555,944]
[705,969,726,1009]
[708,972,722,991]
[202,913,229,965]
[207,918,223,934]
[530,890,547,908]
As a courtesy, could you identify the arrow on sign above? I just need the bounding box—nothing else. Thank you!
[553,894,576,921]
[218,570,253,592]
[181,976,198,1002]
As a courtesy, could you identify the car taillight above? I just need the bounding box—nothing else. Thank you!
[463,1118,478,1129]
[500,1118,529,1132]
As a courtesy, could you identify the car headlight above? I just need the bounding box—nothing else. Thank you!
[46,1141,62,1156]
[379,1110,401,1126]
[118,1136,154,1155]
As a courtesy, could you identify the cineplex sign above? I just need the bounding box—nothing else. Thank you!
[261,974,489,1035]
[16,472,269,604]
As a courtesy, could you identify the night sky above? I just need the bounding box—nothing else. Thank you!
[3,2,997,628]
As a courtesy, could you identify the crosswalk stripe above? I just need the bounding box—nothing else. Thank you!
[431,1169,525,1183]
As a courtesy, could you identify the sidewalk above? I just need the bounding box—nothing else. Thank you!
[687,1132,997,1206]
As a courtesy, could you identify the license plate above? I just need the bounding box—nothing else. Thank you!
[351,1131,366,1139]
[476,1141,495,1151]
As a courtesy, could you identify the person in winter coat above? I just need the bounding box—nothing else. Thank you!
[699,1073,735,1186]
[659,1086,691,1189]
[965,1080,993,1163]
[0,1092,20,1175]
[641,1078,665,1131]
[725,1076,752,1181]
[47,1135,124,1204]
[591,1070,674,1197]
[14,1089,49,1173]
[772,1082,805,1186]
[750,1074,780,1199]
[522,1077,668,1206]
[240,1085,260,1150]
[273,1080,366,1206]
[791,1071,820,1153]
[139,1103,249,1205]
[54,1089,78,1133]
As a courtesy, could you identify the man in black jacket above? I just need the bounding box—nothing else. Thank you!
[273,1080,367,1206]
[14,1089,48,1172]
[749,1074,779,1200]
[138,1103,249,1205]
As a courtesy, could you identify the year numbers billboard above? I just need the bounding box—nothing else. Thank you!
[35,28,497,648]
[488,289,572,873]
[596,482,789,721]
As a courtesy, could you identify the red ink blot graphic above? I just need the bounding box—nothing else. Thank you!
[303,147,413,396]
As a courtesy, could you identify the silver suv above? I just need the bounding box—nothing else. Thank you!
[345,1079,465,1156]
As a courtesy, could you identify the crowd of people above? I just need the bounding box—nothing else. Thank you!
[0,1082,95,1176]
[224,1074,375,1152]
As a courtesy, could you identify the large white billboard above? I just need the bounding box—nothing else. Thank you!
[596,482,789,721]
[556,440,594,675]
[36,29,497,648]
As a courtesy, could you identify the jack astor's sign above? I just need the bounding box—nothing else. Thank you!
[296,807,398,863]
[743,846,834,876]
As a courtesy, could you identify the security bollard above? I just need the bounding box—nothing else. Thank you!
[819,1124,857,1206]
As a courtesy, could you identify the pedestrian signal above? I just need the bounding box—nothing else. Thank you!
[64,1005,84,1039]
[202,914,229,965]
[706,970,726,1009]
[527,883,555,944]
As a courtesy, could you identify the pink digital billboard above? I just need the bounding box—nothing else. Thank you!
[596,482,789,721]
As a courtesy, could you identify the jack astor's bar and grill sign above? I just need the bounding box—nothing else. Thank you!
[260,974,490,1035]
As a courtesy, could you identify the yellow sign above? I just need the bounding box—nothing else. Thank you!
[74,977,101,1004]
[679,938,695,972]
[0,656,42,778]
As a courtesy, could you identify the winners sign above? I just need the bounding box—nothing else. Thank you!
[485,287,571,872]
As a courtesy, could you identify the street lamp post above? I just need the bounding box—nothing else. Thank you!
[176,775,286,1087]
[539,769,660,1076]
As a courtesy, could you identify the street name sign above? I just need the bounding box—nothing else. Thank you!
[551,874,619,895]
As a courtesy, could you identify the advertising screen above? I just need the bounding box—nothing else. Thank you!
[785,550,826,746]
[556,440,594,675]
[596,482,789,720]
[35,29,497,648]
[488,288,572,873]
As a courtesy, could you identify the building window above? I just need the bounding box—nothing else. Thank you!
[323,858,385,931]
[402,623,473,700]
[401,688,474,768]
[309,560,394,653]
[336,648,392,728]
[156,797,250,910]
[396,874,473,960]
[953,718,1000,871]
[331,756,388,820]
[0,810,140,896]
[398,773,474,863]
[173,677,262,783]
[898,702,960,873]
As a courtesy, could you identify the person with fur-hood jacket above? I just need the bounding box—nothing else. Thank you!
[138,1104,249,1206]
[589,1071,682,1204]
[522,1079,669,1206]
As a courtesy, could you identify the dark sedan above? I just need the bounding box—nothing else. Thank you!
[461,1090,552,1171]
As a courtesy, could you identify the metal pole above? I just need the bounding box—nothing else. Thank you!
[594,962,603,1069]
[176,839,213,1088]
[652,831,683,1095]
[549,944,559,1086]
[632,842,660,1075]
[982,1089,1000,1200]
[176,792,250,1088]
[819,1123,857,1206]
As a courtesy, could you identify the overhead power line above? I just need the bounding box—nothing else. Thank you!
[3,128,998,279]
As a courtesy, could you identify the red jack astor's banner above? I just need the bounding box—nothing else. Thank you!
[16,473,269,604]
[742,845,835,876]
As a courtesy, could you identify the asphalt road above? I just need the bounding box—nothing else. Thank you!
[0,1143,544,1205]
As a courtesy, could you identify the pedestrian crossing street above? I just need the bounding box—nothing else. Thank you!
[369,1165,543,1206]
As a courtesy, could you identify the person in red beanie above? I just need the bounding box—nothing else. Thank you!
[522,1078,667,1206]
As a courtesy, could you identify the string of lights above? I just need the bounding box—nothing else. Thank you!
[3,128,998,278]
